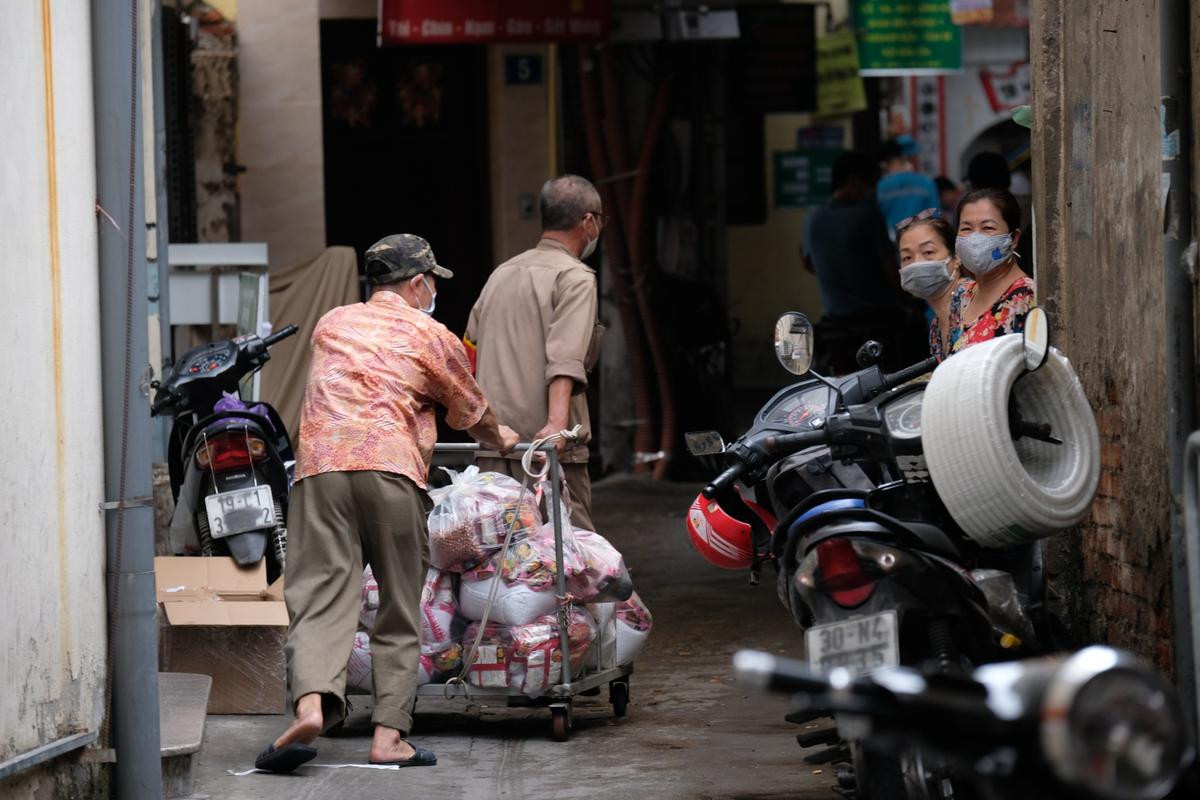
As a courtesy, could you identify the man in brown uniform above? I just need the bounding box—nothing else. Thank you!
[467,175,603,531]
[256,234,517,773]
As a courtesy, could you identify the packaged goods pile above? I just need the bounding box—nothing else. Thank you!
[347,468,651,698]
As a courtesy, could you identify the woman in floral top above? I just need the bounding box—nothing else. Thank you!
[945,188,1036,356]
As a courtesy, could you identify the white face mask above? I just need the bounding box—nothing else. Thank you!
[580,214,600,260]
[956,232,1014,276]
[900,257,954,300]
[413,275,436,315]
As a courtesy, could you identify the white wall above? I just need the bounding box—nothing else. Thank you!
[0,1,108,794]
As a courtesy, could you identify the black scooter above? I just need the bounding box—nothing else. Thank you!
[688,310,1068,797]
[151,325,299,581]
[734,647,1196,800]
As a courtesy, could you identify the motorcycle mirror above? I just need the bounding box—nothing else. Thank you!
[774,312,814,376]
[685,430,726,457]
[1022,307,1050,371]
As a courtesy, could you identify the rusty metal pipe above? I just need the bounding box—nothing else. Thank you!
[578,48,657,468]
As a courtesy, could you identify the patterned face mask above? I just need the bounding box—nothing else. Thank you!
[956,232,1013,276]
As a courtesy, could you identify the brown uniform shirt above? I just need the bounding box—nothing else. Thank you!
[466,239,598,463]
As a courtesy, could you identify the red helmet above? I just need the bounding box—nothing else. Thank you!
[686,492,778,570]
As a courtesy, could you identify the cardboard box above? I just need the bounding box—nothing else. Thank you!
[155,557,289,714]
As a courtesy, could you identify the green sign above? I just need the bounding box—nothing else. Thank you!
[854,1,963,75]
[774,150,837,208]
[816,28,868,116]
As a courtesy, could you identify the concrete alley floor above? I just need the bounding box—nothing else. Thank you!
[192,474,836,799]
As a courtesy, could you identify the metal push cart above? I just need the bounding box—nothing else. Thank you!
[414,442,633,741]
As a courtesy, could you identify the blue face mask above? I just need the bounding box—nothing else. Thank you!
[956,232,1014,276]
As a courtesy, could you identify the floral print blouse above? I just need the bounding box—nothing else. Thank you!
[941,274,1036,357]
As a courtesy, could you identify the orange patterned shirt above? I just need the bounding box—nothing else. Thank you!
[294,291,488,488]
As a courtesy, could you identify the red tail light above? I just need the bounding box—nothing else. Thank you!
[196,431,268,471]
[816,538,877,607]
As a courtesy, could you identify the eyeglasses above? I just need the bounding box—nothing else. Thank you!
[586,211,610,228]
[895,207,941,232]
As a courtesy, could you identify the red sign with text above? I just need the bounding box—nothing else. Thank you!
[379,0,609,44]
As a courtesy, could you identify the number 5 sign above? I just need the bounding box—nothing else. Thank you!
[505,54,544,86]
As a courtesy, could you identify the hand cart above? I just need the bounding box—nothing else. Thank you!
[410,442,633,740]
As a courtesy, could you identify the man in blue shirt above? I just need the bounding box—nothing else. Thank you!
[876,136,941,240]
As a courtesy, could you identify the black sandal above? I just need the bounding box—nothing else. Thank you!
[254,742,318,774]
[369,745,437,768]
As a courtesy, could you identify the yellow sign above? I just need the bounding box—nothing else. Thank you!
[816,28,868,116]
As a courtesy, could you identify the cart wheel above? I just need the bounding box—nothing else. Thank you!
[550,704,572,741]
[610,680,629,718]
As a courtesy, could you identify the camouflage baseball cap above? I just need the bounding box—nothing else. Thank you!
[364,234,454,285]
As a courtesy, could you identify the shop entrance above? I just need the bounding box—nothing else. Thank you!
[319,20,491,335]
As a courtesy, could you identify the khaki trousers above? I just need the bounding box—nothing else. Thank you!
[474,457,595,533]
[284,470,431,734]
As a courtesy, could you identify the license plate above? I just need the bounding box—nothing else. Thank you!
[805,611,899,675]
[204,485,275,539]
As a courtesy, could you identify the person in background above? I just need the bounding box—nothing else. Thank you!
[256,234,518,774]
[803,151,924,373]
[966,151,1012,191]
[935,175,963,223]
[467,175,603,532]
[876,135,942,240]
[896,212,961,360]
[946,188,1035,355]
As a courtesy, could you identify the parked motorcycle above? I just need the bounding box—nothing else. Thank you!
[686,308,1081,796]
[733,646,1196,800]
[151,325,299,581]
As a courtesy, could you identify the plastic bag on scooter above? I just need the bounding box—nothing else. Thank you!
[969,568,1037,644]
[427,466,543,571]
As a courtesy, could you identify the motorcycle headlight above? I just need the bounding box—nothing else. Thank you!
[1040,647,1194,800]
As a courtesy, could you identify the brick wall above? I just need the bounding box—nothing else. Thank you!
[1031,0,1174,670]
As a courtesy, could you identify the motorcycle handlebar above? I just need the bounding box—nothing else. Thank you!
[879,356,938,393]
[262,324,299,348]
[733,650,830,695]
[150,392,174,416]
[702,429,828,498]
[703,463,746,499]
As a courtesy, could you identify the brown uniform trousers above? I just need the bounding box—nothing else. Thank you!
[283,470,431,734]
[475,456,595,533]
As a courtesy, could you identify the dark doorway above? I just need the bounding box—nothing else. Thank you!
[319,20,492,337]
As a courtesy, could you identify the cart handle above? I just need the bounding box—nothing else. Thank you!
[433,442,556,453]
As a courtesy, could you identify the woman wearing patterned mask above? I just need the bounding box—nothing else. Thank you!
[946,188,1035,355]
[896,211,962,360]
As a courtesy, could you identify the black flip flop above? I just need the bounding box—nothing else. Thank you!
[370,745,438,768]
[255,742,318,774]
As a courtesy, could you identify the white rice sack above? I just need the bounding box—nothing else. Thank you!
[613,592,653,666]
[459,574,556,626]
[585,603,618,670]
[346,630,373,692]
[614,622,650,666]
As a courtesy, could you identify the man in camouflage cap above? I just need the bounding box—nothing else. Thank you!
[257,233,516,773]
